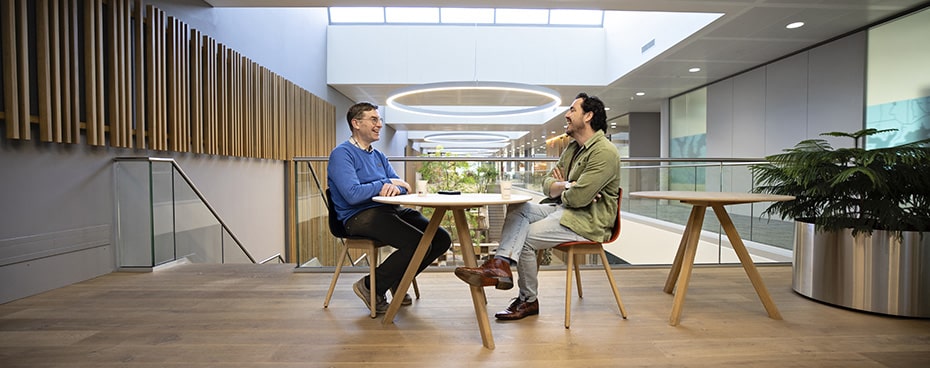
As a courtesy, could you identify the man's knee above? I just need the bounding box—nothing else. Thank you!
[430,228,453,255]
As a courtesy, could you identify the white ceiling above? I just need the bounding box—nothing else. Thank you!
[204,0,929,152]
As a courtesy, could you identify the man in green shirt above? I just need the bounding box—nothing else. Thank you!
[455,92,621,321]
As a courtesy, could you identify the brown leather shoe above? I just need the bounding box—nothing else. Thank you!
[454,258,514,290]
[495,298,539,320]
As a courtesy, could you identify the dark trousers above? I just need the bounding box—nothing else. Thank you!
[344,205,452,295]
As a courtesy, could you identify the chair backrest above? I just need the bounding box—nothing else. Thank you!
[325,188,350,238]
[604,188,624,244]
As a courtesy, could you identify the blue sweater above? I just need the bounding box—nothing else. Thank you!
[327,140,407,224]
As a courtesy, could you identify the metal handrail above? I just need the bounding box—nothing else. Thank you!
[259,253,285,264]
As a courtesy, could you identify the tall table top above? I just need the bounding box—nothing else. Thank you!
[630,191,794,205]
[373,193,532,208]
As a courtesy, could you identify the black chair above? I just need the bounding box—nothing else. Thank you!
[322,188,420,318]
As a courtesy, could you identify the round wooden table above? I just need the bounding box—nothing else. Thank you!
[373,193,532,349]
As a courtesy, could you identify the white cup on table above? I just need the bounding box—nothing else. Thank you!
[416,180,428,197]
[500,180,512,199]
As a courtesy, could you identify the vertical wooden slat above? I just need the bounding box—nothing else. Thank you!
[217,44,227,156]
[120,0,131,147]
[264,69,271,159]
[231,49,240,157]
[2,0,23,139]
[181,22,190,152]
[144,4,156,149]
[156,8,166,151]
[276,76,284,160]
[61,0,78,143]
[106,0,120,146]
[49,0,63,141]
[85,0,103,145]
[190,29,202,153]
[203,35,216,155]
[166,16,177,151]
[226,48,234,156]
[284,82,292,159]
[246,60,253,157]
[133,0,145,148]
[36,0,53,141]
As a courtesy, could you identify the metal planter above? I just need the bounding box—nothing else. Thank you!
[793,220,930,317]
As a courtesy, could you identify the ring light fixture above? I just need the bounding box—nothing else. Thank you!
[386,81,561,117]
[422,132,511,145]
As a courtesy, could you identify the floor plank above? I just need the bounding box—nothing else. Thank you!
[1,264,928,367]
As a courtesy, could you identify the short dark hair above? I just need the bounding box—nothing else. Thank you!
[575,92,607,133]
[346,102,378,130]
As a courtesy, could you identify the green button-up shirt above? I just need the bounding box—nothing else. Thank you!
[543,130,621,242]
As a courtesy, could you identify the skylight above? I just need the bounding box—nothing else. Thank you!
[329,7,605,27]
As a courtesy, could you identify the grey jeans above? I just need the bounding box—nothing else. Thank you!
[494,202,588,302]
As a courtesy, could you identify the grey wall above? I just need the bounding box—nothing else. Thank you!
[705,31,866,158]
[629,112,661,157]
[0,1,347,303]
[699,31,866,218]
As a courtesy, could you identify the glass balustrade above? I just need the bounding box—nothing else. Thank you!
[114,158,256,268]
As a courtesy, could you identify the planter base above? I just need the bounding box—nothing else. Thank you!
[793,221,930,318]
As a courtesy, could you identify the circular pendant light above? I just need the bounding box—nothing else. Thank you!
[386,81,561,117]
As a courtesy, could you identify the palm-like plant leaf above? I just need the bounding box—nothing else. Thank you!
[750,129,930,235]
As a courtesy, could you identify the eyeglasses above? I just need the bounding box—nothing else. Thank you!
[354,116,383,125]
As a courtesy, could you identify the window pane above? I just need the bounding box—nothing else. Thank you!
[496,8,549,25]
[441,8,494,24]
[550,9,603,26]
[865,7,930,148]
[329,7,384,23]
[386,7,439,23]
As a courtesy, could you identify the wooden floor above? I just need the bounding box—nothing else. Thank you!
[1,264,929,367]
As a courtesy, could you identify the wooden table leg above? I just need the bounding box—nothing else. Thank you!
[711,205,782,320]
[452,209,495,350]
[669,205,705,326]
[382,207,445,325]
[663,210,694,294]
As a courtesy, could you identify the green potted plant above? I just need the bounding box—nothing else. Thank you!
[750,128,930,317]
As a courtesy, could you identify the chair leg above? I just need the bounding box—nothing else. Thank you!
[574,253,584,298]
[412,278,421,299]
[324,245,350,308]
[564,247,575,329]
[368,245,378,318]
[599,247,628,319]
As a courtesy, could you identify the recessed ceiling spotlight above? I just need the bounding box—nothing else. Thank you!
[786,21,805,29]
[688,67,701,73]
[605,107,611,111]
[635,92,646,96]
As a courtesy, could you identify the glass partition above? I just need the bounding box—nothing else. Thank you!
[293,156,793,271]
[114,158,256,268]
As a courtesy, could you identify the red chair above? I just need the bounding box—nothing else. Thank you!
[545,188,628,328]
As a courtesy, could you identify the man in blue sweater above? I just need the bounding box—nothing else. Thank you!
[327,102,452,314]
